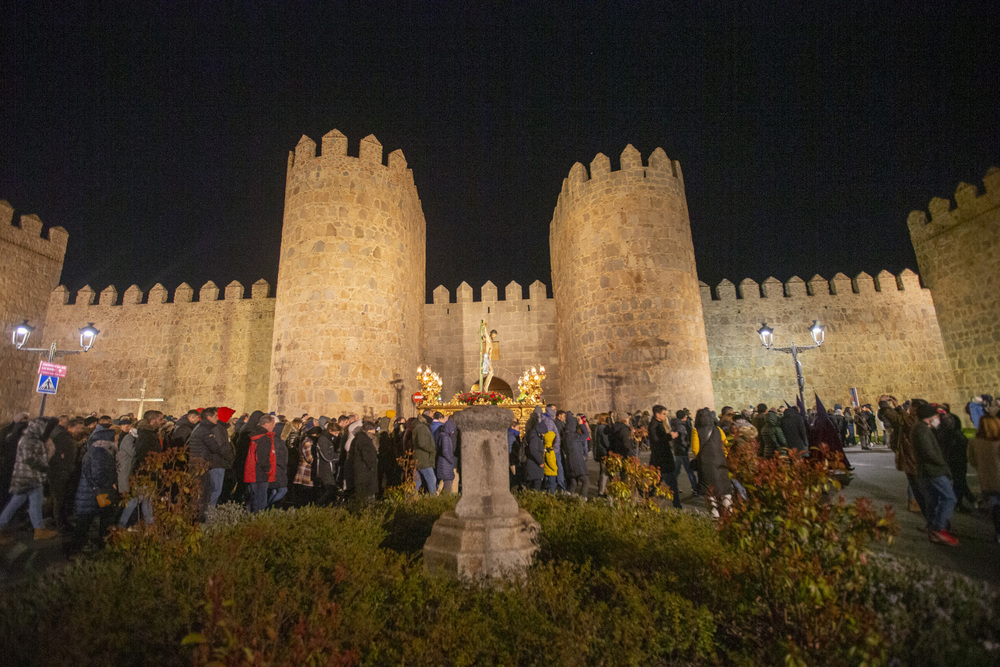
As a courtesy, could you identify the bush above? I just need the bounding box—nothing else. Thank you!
[1,490,996,665]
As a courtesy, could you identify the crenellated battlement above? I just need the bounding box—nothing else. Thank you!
[907,166,1000,244]
[701,269,924,302]
[50,279,273,308]
[0,200,69,262]
[428,280,552,305]
[285,129,417,191]
[552,144,684,217]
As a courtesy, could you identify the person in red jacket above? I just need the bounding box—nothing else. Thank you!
[244,414,276,513]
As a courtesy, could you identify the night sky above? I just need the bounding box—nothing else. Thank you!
[2,3,998,303]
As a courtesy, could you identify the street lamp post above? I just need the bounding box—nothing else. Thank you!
[11,320,100,417]
[757,320,826,409]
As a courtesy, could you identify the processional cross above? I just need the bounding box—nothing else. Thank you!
[117,379,165,417]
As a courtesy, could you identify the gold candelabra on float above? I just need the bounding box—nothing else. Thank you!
[416,366,443,404]
[517,366,546,403]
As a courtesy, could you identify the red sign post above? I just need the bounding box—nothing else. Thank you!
[412,391,424,405]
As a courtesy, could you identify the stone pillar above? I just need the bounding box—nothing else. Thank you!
[423,406,539,579]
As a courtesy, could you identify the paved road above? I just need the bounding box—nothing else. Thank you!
[612,446,999,586]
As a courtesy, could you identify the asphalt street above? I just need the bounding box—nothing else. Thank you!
[628,445,1000,586]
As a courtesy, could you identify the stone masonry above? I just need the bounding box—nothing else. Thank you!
[549,145,715,415]
[269,131,426,418]
[1,133,995,425]
[908,167,1000,404]
[0,201,68,423]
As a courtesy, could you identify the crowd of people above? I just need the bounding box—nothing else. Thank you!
[0,391,997,555]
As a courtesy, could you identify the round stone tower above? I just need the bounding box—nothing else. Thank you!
[270,129,425,417]
[549,144,714,415]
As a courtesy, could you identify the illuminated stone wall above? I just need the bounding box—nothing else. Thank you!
[908,167,1000,404]
[0,202,68,422]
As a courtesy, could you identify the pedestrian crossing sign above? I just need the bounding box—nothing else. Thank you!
[36,374,59,395]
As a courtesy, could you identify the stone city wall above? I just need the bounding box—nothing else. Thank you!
[550,145,715,416]
[0,201,68,423]
[270,130,426,420]
[423,280,562,407]
[908,166,1000,404]
[701,270,963,417]
[37,280,274,418]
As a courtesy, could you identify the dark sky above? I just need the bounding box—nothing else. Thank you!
[2,3,998,302]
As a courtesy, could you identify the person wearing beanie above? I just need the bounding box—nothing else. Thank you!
[912,402,958,546]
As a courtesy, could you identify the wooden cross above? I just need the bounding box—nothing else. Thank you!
[117,379,165,417]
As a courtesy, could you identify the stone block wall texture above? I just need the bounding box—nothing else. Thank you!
[908,167,1000,403]
[37,282,274,417]
[549,146,715,415]
[0,201,68,423]
[423,280,562,406]
[270,131,426,418]
[701,271,962,414]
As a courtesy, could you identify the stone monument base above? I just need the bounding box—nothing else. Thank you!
[423,509,540,580]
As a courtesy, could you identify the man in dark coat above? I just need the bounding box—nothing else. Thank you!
[268,422,289,507]
[780,406,809,453]
[649,405,681,508]
[349,421,379,500]
[49,417,86,531]
[671,411,698,496]
[912,402,958,545]
[170,410,201,447]
[188,408,233,511]
[119,411,165,527]
[592,415,611,496]
[412,411,437,494]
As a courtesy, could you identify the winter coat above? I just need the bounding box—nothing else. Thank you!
[911,420,950,479]
[315,430,339,485]
[243,426,276,484]
[234,411,264,480]
[592,424,610,463]
[524,419,548,482]
[543,407,562,454]
[694,408,732,497]
[564,413,590,478]
[412,417,436,470]
[879,406,917,475]
[349,430,379,499]
[9,418,57,494]
[294,436,315,487]
[969,437,1000,493]
[74,429,118,515]
[780,409,809,451]
[133,422,163,473]
[188,420,232,470]
[117,430,137,493]
[759,412,787,458]
[270,423,288,490]
[48,424,78,482]
[170,415,198,447]
[542,430,558,477]
[648,417,675,475]
[936,413,970,482]
[434,419,457,482]
[608,421,633,458]
[670,418,689,457]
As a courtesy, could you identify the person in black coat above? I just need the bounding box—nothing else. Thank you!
[350,422,379,500]
[268,422,289,507]
[780,406,809,453]
[671,411,698,496]
[563,412,590,498]
[170,410,201,448]
[188,408,233,512]
[523,409,548,490]
[608,413,634,458]
[49,418,86,531]
[649,405,682,509]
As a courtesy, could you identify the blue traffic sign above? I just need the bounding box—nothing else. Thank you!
[36,375,59,395]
